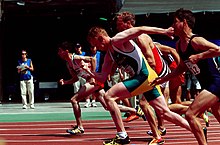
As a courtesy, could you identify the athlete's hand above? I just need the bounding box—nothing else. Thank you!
[189,54,200,64]
[165,27,174,39]
[150,77,164,86]
[81,61,89,71]
[59,79,65,85]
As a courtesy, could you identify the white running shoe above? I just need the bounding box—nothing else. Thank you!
[22,105,27,109]
[84,102,90,108]
[91,102,97,107]
[30,104,35,109]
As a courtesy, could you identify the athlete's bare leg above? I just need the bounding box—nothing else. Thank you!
[149,96,191,131]
[118,105,136,113]
[105,82,162,140]
[92,88,108,110]
[122,98,132,107]
[70,83,102,128]
[168,103,188,115]
[170,85,182,104]
[157,86,169,129]
[211,101,220,122]
[139,97,161,139]
[104,82,131,132]
[185,90,219,145]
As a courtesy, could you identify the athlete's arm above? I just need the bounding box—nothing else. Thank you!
[112,26,174,45]
[74,55,96,72]
[136,34,156,70]
[59,77,79,85]
[152,59,187,85]
[59,64,79,85]
[189,37,220,63]
[82,52,113,84]
[155,43,181,65]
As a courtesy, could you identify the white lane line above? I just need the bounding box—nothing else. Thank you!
[1,125,220,131]
[2,136,220,144]
[0,120,217,128]
[1,130,220,137]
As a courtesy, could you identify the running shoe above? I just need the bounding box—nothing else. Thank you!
[123,112,131,117]
[135,106,147,121]
[22,105,27,109]
[30,104,35,109]
[123,114,139,122]
[103,135,130,145]
[90,102,97,107]
[148,137,165,145]
[66,126,84,135]
[84,102,90,108]
[147,128,166,136]
[202,112,209,127]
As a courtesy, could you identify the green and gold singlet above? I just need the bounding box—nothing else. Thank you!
[109,40,162,101]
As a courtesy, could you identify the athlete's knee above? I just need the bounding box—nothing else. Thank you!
[98,89,105,98]
[185,109,195,121]
[70,96,78,104]
[139,96,148,107]
[104,91,115,102]
[159,110,169,119]
[139,99,146,107]
[140,102,152,113]
[155,107,170,119]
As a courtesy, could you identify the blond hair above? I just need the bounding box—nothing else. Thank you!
[87,26,108,42]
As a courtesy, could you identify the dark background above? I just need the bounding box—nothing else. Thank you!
[1,1,220,102]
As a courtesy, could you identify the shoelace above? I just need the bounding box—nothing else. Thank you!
[72,128,81,134]
[136,107,144,116]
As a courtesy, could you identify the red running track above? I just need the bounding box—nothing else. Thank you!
[0,116,219,145]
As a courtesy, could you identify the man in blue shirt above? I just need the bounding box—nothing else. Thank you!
[17,50,35,109]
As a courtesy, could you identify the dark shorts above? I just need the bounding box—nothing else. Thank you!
[205,78,220,99]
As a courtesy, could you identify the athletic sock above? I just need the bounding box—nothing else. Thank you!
[78,126,84,130]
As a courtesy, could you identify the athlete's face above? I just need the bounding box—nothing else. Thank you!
[90,46,97,54]
[89,37,105,52]
[172,17,183,36]
[58,48,69,61]
[116,16,130,32]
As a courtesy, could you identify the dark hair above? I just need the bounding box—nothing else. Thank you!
[75,43,81,48]
[116,11,136,26]
[174,8,195,29]
[21,49,27,53]
[59,41,73,52]
[21,49,28,56]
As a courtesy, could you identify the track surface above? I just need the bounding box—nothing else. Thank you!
[0,116,219,145]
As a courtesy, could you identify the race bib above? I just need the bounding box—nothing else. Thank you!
[185,60,200,75]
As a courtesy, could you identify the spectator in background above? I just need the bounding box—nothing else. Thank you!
[17,49,35,109]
